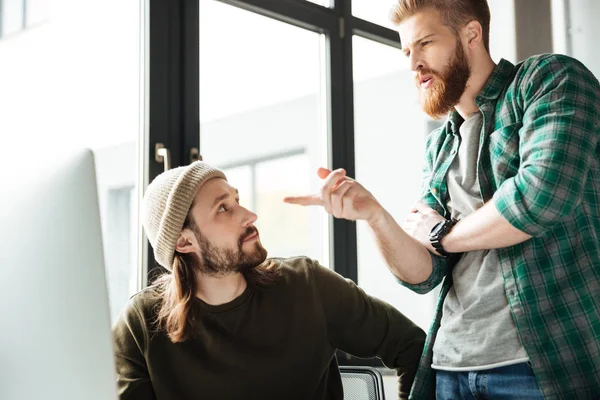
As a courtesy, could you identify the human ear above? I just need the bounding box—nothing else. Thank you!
[464,20,482,49]
[175,228,196,254]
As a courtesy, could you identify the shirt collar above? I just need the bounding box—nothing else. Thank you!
[475,58,516,103]
[446,58,516,132]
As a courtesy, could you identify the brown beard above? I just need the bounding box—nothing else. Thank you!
[193,225,268,277]
[416,38,471,119]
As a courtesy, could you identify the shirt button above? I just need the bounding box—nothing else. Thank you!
[431,188,439,195]
[450,150,457,155]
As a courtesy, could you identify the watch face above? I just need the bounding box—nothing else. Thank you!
[431,221,446,236]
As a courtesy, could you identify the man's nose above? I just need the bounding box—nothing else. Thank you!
[241,207,257,227]
[410,53,424,72]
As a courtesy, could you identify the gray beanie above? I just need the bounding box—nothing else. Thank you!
[141,161,227,269]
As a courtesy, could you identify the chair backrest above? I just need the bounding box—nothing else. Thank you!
[339,366,386,400]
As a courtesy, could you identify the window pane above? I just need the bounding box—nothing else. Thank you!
[353,36,439,332]
[352,0,397,30]
[222,165,254,210]
[557,0,600,78]
[0,0,143,322]
[25,0,50,27]
[199,1,329,266]
[305,0,331,7]
[1,0,25,36]
[255,154,321,259]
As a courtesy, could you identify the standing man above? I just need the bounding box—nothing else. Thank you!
[284,0,600,399]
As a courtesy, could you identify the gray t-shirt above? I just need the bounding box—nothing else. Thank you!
[432,111,529,371]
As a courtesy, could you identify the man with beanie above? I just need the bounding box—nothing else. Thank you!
[112,161,426,400]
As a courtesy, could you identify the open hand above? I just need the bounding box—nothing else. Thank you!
[283,168,383,223]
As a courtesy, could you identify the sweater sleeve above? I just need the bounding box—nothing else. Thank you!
[311,261,426,399]
[112,299,157,400]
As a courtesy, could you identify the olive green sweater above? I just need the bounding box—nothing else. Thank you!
[112,257,425,400]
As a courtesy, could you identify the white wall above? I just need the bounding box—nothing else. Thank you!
[488,0,517,63]
[566,0,600,77]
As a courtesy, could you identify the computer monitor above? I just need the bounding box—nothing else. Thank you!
[0,149,117,400]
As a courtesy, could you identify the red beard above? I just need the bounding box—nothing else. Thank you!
[416,40,471,119]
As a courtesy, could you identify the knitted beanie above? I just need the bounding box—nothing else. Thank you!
[141,161,227,269]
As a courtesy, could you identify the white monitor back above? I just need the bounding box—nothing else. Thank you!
[0,149,117,400]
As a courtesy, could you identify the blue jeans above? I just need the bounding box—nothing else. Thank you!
[436,363,544,399]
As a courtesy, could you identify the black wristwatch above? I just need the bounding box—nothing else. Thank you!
[429,219,457,258]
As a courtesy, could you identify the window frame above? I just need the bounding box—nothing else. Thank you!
[147,0,404,366]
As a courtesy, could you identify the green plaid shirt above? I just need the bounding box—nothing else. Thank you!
[401,54,600,400]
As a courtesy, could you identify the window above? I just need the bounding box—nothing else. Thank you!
[1,0,26,37]
[305,0,331,7]
[353,35,438,330]
[221,152,318,259]
[102,186,137,322]
[0,0,144,322]
[0,0,48,38]
[352,0,398,29]
[96,143,142,323]
[554,0,600,78]
[25,0,48,26]
[199,0,329,265]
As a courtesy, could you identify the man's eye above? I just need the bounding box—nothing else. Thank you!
[421,41,431,47]
[218,205,227,213]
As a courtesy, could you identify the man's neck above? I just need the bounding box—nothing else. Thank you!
[455,55,496,120]
[196,271,247,306]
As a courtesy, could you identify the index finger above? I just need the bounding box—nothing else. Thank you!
[283,194,323,206]
[317,167,332,180]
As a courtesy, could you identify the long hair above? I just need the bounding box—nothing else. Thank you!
[390,0,491,53]
[151,215,281,343]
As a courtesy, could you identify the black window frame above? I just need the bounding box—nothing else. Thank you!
[147,0,403,366]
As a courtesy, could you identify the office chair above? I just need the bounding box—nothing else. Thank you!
[339,366,386,400]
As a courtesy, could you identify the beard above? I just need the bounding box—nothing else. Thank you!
[417,38,471,119]
[194,226,268,277]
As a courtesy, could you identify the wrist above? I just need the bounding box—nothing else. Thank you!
[366,204,385,228]
[429,219,457,257]
[440,232,454,253]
